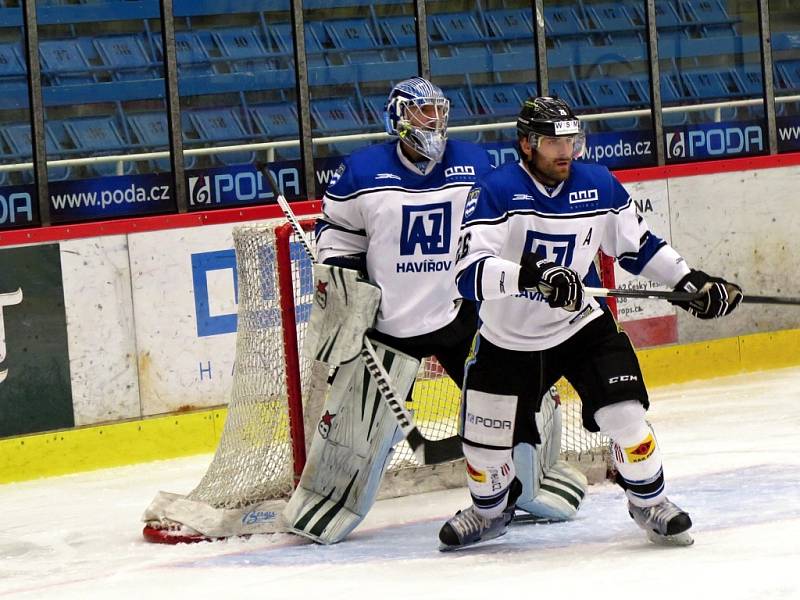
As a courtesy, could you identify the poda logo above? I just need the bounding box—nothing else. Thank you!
[467,412,512,429]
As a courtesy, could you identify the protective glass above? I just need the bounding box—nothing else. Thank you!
[529,131,586,160]
[396,96,450,162]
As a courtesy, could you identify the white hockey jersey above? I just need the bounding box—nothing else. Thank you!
[456,160,690,351]
[316,140,493,338]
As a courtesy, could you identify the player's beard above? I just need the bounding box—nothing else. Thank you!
[526,153,572,187]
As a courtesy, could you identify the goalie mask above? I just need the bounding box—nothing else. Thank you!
[516,96,586,160]
[385,77,450,163]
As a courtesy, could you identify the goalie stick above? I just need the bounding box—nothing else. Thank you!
[260,163,463,465]
[585,286,800,305]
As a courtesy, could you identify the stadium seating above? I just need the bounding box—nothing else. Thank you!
[474,84,524,118]
[38,38,97,85]
[127,111,197,171]
[483,8,533,40]
[0,43,26,84]
[210,27,271,73]
[93,34,158,81]
[186,107,256,165]
[63,116,135,177]
[0,122,71,182]
[154,30,216,77]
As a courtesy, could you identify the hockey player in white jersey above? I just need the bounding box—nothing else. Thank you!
[439,96,743,550]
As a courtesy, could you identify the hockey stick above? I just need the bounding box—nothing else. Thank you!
[259,163,463,465]
[585,286,800,305]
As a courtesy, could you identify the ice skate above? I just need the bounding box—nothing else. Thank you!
[628,498,694,546]
[438,504,515,551]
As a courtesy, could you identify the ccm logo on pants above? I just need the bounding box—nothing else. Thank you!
[608,375,639,384]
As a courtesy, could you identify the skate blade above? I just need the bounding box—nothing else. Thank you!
[438,529,508,552]
[646,529,694,547]
[510,512,560,525]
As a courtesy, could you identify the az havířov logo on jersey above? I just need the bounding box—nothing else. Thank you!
[375,173,402,181]
[568,189,599,204]
[397,202,453,274]
[400,202,452,255]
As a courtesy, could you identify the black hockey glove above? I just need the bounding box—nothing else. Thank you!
[519,252,584,312]
[671,269,743,319]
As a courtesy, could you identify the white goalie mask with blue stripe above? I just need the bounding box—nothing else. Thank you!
[384,77,450,163]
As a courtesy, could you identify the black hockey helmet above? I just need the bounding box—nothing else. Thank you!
[516,96,585,158]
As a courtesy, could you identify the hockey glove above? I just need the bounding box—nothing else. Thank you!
[671,269,743,319]
[519,252,584,312]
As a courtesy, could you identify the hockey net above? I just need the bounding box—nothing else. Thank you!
[142,218,613,543]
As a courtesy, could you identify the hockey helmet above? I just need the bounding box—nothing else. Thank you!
[384,77,450,162]
[516,96,586,159]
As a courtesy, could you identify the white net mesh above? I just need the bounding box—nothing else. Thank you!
[184,219,610,514]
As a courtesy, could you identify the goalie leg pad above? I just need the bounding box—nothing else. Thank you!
[513,386,587,520]
[282,340,420,544]
[303,264,381,366]
[595,400,666,507]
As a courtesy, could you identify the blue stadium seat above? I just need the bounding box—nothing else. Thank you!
[588,4,640,33]
[430,12,485,44]
[211,28,270,73]
[776,60,800,92]
[63,116,135,177]
[0,43,25,83]
[187,107,255,165]
[581,79,631,109]
[154,31,215,77]
[625,2,682,29]
[631,73,689,126]
[442,88,475,123]
[484,9,532,40]
[0,122,71,182]
[543,6,586,37]
[678,0,738,27]
[548,80,584,109]
[127,111,196,171]
[683,68,742,100]
[93,35,156,81]
[250,103,298,138]
[731,64,763,96]
[324,19,378,50]
[362,94,387,125]
[379,15,417,47]
[270,22,325,55]
[38,39,96,85]
[311,98,362,134]
[474,84,523,118]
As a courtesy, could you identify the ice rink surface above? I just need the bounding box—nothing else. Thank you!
[1,367,799,600]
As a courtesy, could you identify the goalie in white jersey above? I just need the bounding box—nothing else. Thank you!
[439,96,743,550]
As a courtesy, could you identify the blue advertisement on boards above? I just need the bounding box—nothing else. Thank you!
[665,119,766,161]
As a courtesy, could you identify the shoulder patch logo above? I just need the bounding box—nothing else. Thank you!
[464,188,480,218]
[329,163,346,187]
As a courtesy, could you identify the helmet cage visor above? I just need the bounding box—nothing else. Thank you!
[394,96,450,161]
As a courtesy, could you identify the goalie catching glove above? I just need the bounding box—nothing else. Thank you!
[519,251,584,312]
[671,269,742,319]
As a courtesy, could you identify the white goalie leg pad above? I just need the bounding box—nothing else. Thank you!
[514,387,587,520]
[303,264,381,366]
[282,340,420,544]
[595,400,666,508]
[462,389,517,519]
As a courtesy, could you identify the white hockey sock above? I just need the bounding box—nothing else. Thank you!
[594,400,666,508]
[463,445,516,519]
